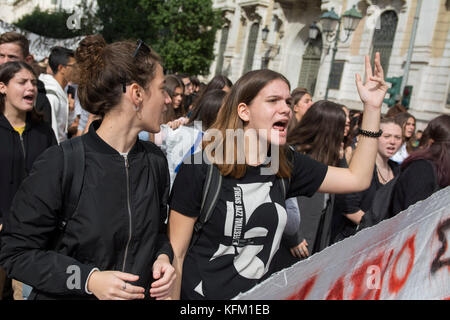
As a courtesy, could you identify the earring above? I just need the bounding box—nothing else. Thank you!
[134,105,139,112]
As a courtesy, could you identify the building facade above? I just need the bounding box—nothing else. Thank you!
[211,0,450,128]
[0,0,81,23]
[1,0,449,127]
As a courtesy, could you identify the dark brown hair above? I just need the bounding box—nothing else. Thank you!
[394,112,416,153]
[385,103,407,118]
[0,61,42,123]
[0,32,30,58]
[75,35,162,116]
[187,89,226,130]
[402,114,450,188]
[287,87,309,134]
[290,87,309,108]
[190,75,232,118]
[163,74,185,122]
[287,100,346,166]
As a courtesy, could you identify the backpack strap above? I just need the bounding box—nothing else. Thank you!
[198,163,222,231]
[30,138,84,299]
[279,178,288,200]
[278,146,295,199]
[189,163,222,248]
[140,141,170,217]
[59,137,85,233]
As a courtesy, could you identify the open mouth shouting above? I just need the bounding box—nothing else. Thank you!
[272,119,289,137]
[23,93,35,105]
[385,145,397,156]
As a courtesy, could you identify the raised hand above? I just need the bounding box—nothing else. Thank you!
[355,52,388,109]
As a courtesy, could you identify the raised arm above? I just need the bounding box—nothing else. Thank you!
[318,52,388,194]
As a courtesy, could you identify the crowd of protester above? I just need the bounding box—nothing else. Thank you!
[0,32,448,300]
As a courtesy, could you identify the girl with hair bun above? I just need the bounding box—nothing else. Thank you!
[0,36,175,300]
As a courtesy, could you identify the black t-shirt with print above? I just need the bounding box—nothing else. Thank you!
[169,151,327,300]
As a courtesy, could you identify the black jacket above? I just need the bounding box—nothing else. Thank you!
[331,160,400,243]
[35,79,53,125]
[0,113,56,225]
[391,159,439,215]
[0,122,173,299]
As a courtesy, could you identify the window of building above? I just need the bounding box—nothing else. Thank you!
[243,22,260,75]
[328,60,345,90]
[298,34,322,95]
[371,10,398,76]
[215,26,230,76]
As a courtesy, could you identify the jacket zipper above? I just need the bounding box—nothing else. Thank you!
[121,155,132,272]
[19,133,26,159]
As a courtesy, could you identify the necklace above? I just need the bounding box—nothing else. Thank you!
[376,166,391,184]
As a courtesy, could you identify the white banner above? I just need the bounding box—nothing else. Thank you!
[235,187,450,300]
[0,19,82,61]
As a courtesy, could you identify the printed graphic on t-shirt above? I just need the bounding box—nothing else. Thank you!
[209,182,287,280]
[188,178,288,299]
[171,151,328,299]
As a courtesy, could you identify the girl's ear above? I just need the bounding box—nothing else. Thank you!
[237,102,250,122]
[0,82,6,95]
[129,83,144,105]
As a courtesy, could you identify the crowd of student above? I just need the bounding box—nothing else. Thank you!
[0,32,448,300]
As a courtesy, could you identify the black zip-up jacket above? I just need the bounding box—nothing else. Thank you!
[35,79,53,125]
[0,113,57,225]
[0,122,173,299]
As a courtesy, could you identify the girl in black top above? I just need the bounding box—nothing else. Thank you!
[0,61,56,299]
[0,36,175,300]
[331,117,403,242]
[284,100,347,259]
[168,53,388,300]
[391,114,450,215]
[0,61,56,231]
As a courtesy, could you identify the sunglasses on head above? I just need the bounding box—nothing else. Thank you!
[122,40,152,93]
[132,39,151,58]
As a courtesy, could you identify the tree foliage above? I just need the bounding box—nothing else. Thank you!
[96,0,223,75]
[14,1,98,39]
[144,0,223,75]
[95,0,156,43]
[14,0,223,76]
[15,7,83,39]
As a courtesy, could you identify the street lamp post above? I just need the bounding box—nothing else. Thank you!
[320,6,362,100]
